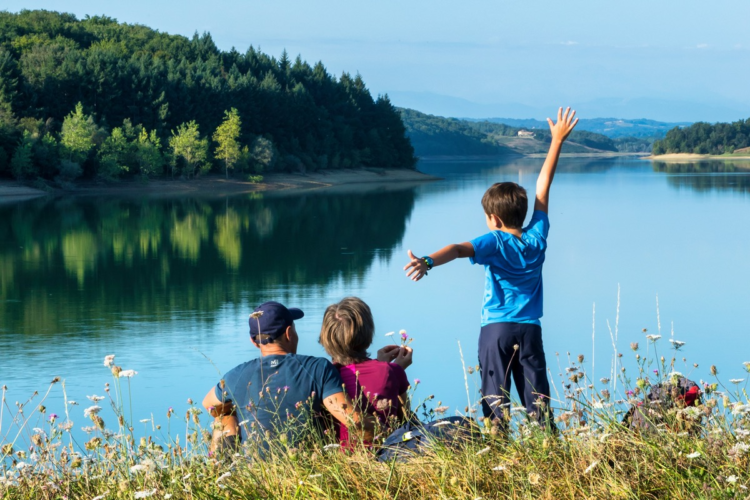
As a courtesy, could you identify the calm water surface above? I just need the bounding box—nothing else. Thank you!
[1,157,750,440]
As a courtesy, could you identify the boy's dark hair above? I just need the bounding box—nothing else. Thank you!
[481,182,528,229]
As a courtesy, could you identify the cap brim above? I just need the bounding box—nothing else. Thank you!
[288,308,304,320]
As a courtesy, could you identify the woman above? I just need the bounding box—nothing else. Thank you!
[319,297,413,446]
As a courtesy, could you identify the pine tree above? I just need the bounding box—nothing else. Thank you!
[213,108,242,178]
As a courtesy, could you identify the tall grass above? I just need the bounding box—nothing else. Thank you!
[1,333,749,499]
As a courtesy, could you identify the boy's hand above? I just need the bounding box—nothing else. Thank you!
[547,107,578,143]
[404,249,428,281]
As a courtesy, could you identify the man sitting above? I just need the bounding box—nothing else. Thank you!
[202,301,373,452]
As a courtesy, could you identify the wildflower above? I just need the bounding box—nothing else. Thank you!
[667,371,683,379]
[528,472,541,485]
[744,361,750,372]
[630,342,639,351]
[578,354,584,363]
[130,464,148,473]
[730,378,745,384]
[134,489,157,499]
[182,473,192,480]
[686,451,701,459]
[308,474,322,479]
[103,355,115,368]
[68,400,78,405]
[139,418,150,423]
[15,462,30,470]
[491,465,506,471]
[119,369,138,378]
[87,395,105,402]
[467,366,474,374]
[83,406,102,418]
[599,378,610,384]
[729,443,750,456]
[92,492,109,500]
[48,413,58,421]
[249,311,264,319]
[414,379,421,385]
[434,405,449,414]
[323,444,340,451]
[646,334,661,341]
[726,475,738,484]
[384,331,395,337]
[710,365,718,376]
[653,370,658,375]
[476,446,490,456]
[584,460,599,474]
[669,339,686,348]
[400,331,408,341]
[216,472,231,483]
[513,344,519,351]
[283,386,289,392]
[402,432,414,441]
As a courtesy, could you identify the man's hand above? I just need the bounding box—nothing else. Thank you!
[547,107,578,143]
[403,249,428,281]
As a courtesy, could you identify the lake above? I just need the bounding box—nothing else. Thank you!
[2,156,750,440]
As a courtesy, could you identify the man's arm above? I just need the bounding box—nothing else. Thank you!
[534,107,579,214]
[202,387,239,449]
[322,391,375,443]
[403,243,474,281]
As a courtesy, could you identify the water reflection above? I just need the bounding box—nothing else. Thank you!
[653,161,750,194]
[0,188,417,336]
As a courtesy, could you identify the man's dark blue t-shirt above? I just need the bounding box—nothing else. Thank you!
[215,353,343,440]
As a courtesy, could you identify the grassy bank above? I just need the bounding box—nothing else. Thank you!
[2,335,749,499]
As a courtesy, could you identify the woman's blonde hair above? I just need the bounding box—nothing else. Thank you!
[319,297,374,365]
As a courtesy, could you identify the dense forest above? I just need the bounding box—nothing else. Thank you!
[652,119,750,155]
[400,108,651,156]
[0,10,416,184]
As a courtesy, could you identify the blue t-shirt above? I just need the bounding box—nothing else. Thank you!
[215,353,344,442]
[469,210,550,326]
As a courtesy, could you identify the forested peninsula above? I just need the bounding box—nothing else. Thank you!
[652,118,750,156]
[0,10,416,186]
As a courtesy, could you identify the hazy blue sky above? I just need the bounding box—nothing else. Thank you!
[6,1,750,121]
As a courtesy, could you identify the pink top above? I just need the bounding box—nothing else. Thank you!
[336,359,410,446]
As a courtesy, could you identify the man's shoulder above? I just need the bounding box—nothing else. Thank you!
[287,354,334,370]
[224,358,260,378]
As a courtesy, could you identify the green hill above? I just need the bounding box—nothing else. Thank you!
[0,10,416,182]
[400,108,644,157]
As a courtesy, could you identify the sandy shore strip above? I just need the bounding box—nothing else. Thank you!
[0,168,439,200]
[647,153,750,161]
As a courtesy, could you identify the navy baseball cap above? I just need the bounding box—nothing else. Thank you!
[248,301,304,344]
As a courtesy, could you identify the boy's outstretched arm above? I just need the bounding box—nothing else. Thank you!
[534,107,579,213]
[404,244,474,281]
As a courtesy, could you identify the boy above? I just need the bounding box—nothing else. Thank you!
[403,107,578,428]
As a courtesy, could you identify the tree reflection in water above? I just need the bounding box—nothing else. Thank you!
[0,188,417,336]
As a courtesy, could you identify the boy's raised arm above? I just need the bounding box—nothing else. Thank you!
[534,107,578,213]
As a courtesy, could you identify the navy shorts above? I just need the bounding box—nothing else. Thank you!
[478,322,554,427]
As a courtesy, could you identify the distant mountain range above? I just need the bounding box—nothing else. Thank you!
[386,91,750,124]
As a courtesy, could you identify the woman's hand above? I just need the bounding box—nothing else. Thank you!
[376,345,400,363]
[392,346,413,370]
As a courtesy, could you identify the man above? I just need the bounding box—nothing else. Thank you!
[202,301,373,452]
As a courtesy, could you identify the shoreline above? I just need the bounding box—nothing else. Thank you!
[418,152,648,161]
[0,168,439,201]
[646,153,750,161]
